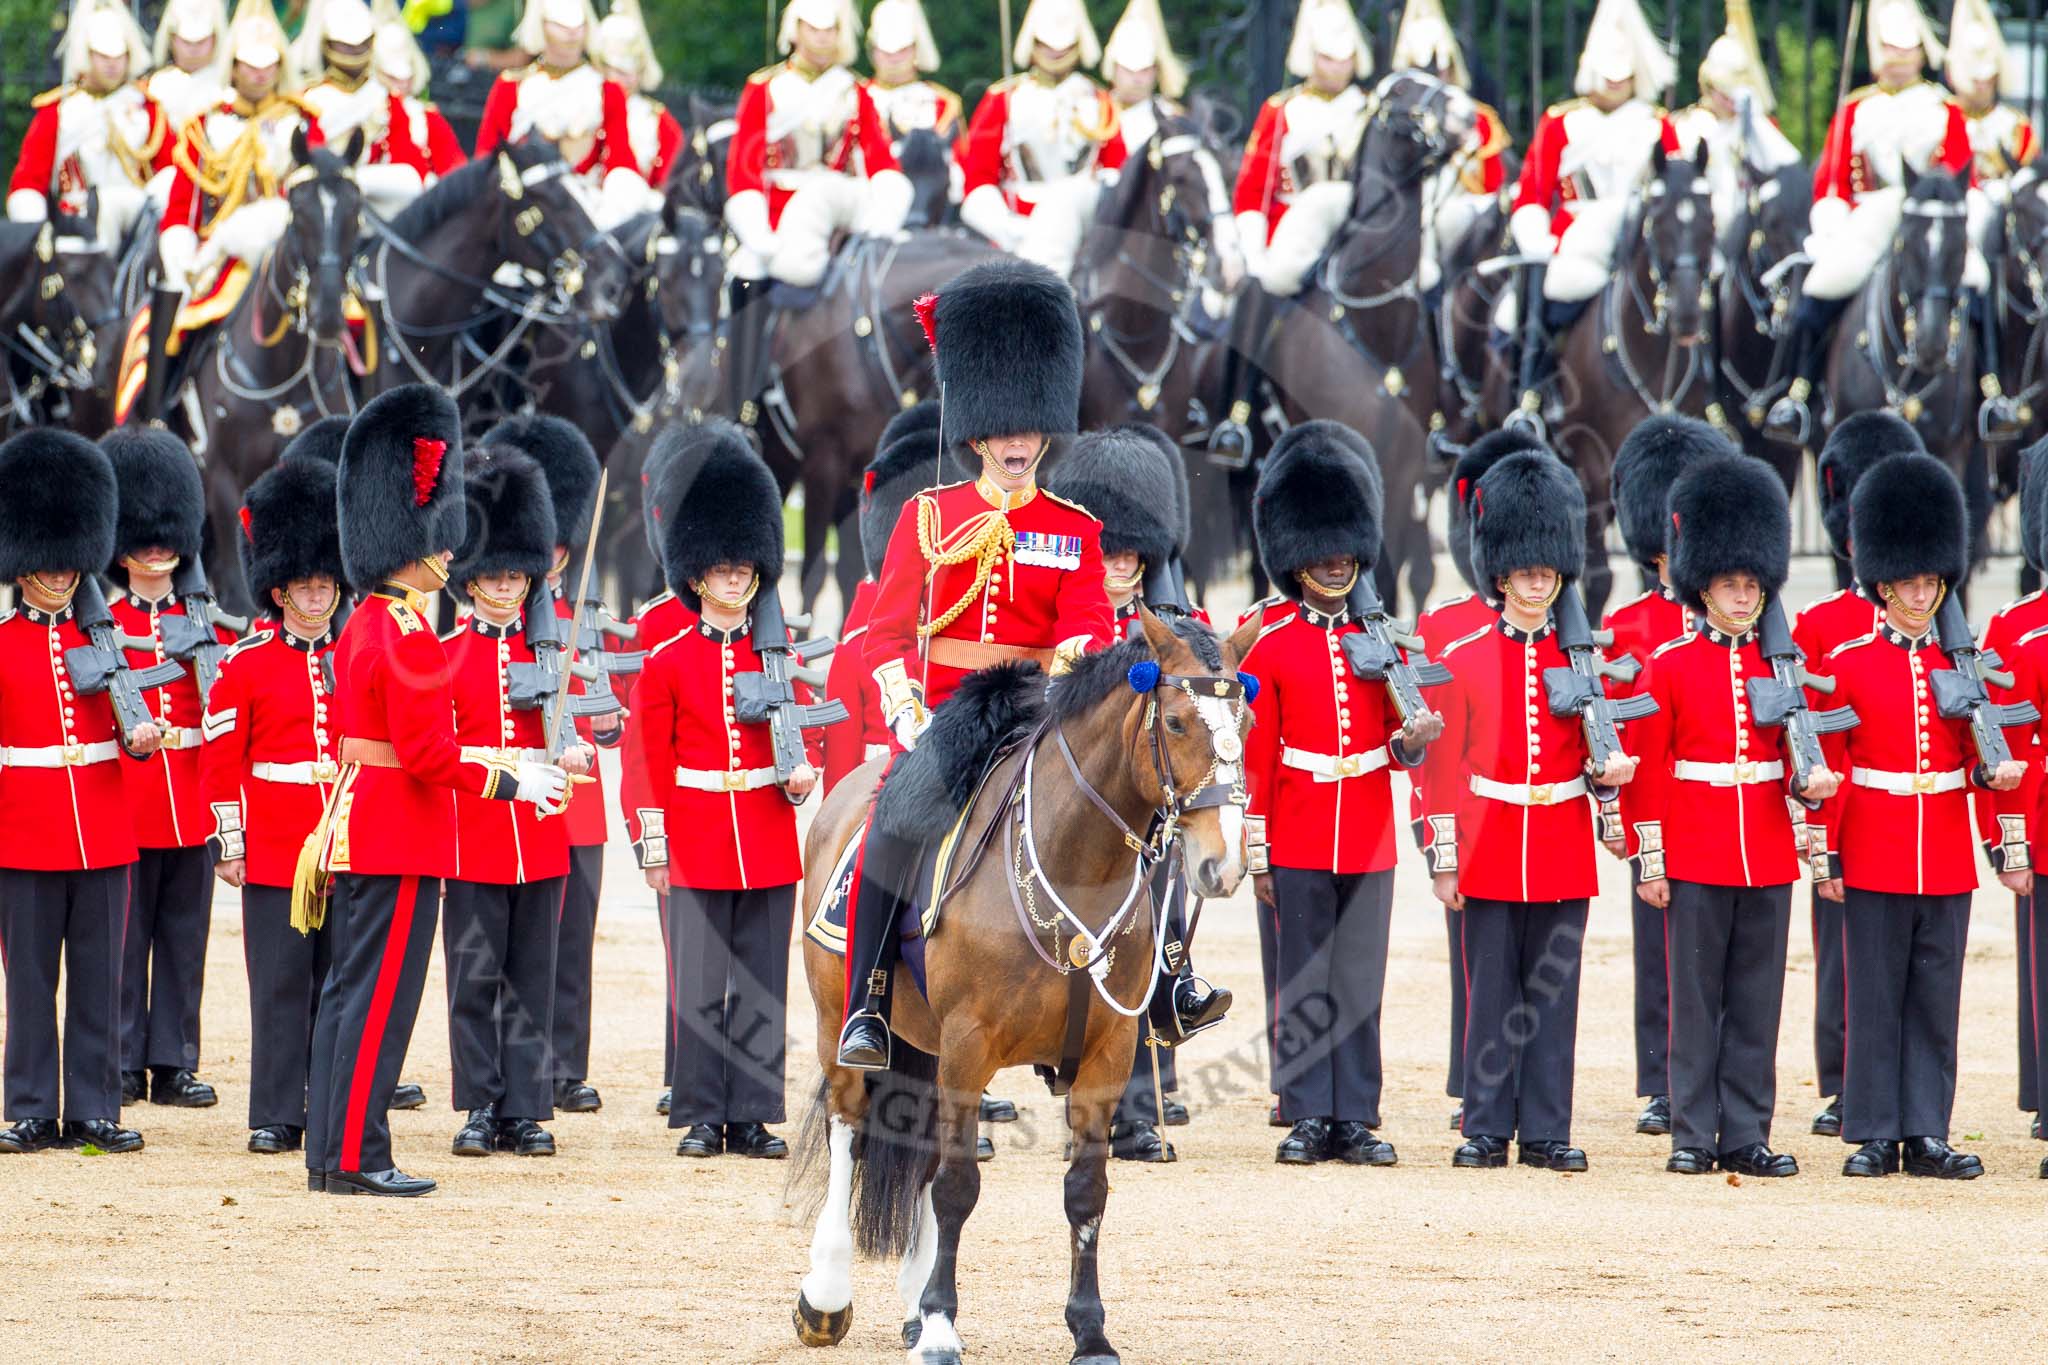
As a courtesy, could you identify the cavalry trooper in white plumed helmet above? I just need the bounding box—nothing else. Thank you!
[373,11,463,179]
[1669,2,1801,227]
[1098,0,1186,161]
[1504,0,1679,421]
[594,0,682,190]
[145,0,229,139]
[1386,0,1511,294]
[1762,0,1981,446]
[6,0,162,243]
[862,0,961,150]
[290,0,432,216]
[956,0,1122,274]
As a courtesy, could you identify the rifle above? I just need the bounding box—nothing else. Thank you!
[1340,577,1452,727]
[65,576,188,758]
[507,575,629,722]
[536,471,611,817]
[1542,584,1658,799]
[1930,590,2039,775]
[1747,597,1859,809]
[571,596,645,714]
[733,586,848,804]
[157,558,249,710]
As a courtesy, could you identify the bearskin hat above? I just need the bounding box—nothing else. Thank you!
[1111,422,1191,555]
[238,456,344,615]
[1666,455,1792,605]
[1611,414,1737,573]
[927,260,1083,448]
[1253,420,1384,598]
[339,384,466,591]
[451,444,557,587]
[0,430,116,581]
[639,430,679,568]
[101,427,204,584]
[278,414,351,468]
[656,418,783,610]
[485,412,601,545]
[1470,451,1586,585]
[2019,433,2048,573]
[1851,452,1968,600]
[1046,426,1181,569]
[859,422,940,581]
[1448,427,1554,592]
[1817,410,1925,559]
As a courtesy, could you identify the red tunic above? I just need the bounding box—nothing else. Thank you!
[618,590,697,859]
[957,73,1124,216]
[1603,586,1690,846]
[0,604,139,872]
[1813,82,1973,206]
[1512,100,1680,237]
[1241,600,1408,875]
[1420,619,1600,903]
[111,592,232,850]
[8,86,171,213]
[1405,591,1498,847]
[472,64,636,178]
[319,587,524,880]
[1989,622,2048,869]
[1812,624,1984,896]
[445,616,568,885]
[728,62,899,228]
[1974,590,2048,853]
[548,592,609,849]
[1625,627,1800,888]
[299,80,428,172]
[160,95,323,237]
[421,104,466,175]
[198,626,339,888]
[863,479,1115,725]
[1793,587,1882,665]
[630,618,819,891]
[821,578,887,796]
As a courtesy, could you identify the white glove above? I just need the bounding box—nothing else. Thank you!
[890,712,924,751]
[725,188,774,257]
[512,760,571,815]
[960,183,1025,252]
[158,223,199,288]
[1807,195,1850,241]
[1233,209,1268,282]
[1508,203,1558,259]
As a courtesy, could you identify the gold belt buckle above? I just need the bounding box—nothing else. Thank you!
[1913,771,1938,794]
[1528,783,1555,806]
[1733,761,1757,784]
[61,741,86,766]
[1333,754,1361,779]
[722,769,751,792]
[159,730,184,751]
[312,758,339,783]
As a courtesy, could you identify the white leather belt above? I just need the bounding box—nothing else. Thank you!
[1469,774,1590,806]
[676,765,778,793]
[156,727,204,751]
[863,742,890,761]
[251,758,343,785]
[1851,766,1967,796]
[1,740,120,768]
[1673,759,1786,786]
[1282,745,1390,781]
[460,745,549,765]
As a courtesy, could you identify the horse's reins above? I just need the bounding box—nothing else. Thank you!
[1859,195,1969,418]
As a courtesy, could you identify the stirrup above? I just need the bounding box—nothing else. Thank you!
[1502,392,1547,442]
[1164,976,1231,1043]
[1207,401,1255,469]
[1979,385,2025,444]
[836,1010,891,1072]
[1762,380,1813,448]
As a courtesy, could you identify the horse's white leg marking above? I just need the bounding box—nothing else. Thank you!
[896,1182,939,1326]
[801,1117,856,1313]
[910,1311,962,1363]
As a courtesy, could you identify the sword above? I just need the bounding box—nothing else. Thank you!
[541,469,609,809]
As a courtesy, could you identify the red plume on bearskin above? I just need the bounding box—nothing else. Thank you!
[412,437,447,507]
[239,506,254,542]
[913,292,938,353]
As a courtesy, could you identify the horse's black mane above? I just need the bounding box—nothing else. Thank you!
[1048,614,1223,721]
[1909,163,1969,201]
[385,139,555,242]
[1082,112,1202,268]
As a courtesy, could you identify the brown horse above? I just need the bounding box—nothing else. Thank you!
[790,612,1257,1365]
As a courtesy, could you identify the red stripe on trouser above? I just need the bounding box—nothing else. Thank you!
[341,875,420,1172]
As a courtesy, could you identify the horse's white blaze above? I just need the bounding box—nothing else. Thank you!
[801,1117,856,1313]
[895,1183,939,1324]
[912,1311,962,1362]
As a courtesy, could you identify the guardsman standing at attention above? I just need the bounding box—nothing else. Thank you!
[1603,414,1730,1140]
[1796,411,1912,1136]
[201,445,346,1155]
[1242,421,1440,1169]
[0,430,160,1156]
[440,442,593,1161]
[1813,452,2017,1180]
[303,384,569,1198]
[635,422,819,1159]
[1627,454,1817,1178]
[1425,450,1632,1173]
[102,427,233,1112]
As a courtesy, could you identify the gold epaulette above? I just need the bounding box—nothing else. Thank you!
[746,62,784,85]
[1544,97,1588,119]
[989,72,1030,94]
[1039,488,1095,519]
[500,66,530,84]
[1267,86,1299,109]
[32,84,73,109]
[934,82,964,128]
[1844,82,1879,104]
[389,601,423,635]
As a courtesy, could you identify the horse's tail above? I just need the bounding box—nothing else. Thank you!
[852,1044,940,1260]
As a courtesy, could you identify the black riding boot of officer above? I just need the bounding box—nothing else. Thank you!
[1974,289,2024,442]
[724,277,773,428]
[1208,282,1278,467]
[1145,860,1231,1042]
[836,830,920,1071]
[1763,294,1847,446]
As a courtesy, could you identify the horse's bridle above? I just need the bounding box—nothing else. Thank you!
[1363,71,1464,185]
[1862,194,1968,417]
[5,227,117,404]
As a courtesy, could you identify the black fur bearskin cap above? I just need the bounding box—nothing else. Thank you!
[238,456,344,614]
[484,412,601,546]
[656,418,784,610]
[101,427,203,584]
[2019,433,2048,574]
[1666,455,1792,605]
[1254,420,1384,598]
[927,260,1084,448]
[1611,414,1738,573]
[0,429,117,581]
[1851,452,1968,602]
[1470,450,1587,585]
[338,383,467,591]
[278,414,351,468]
[1448,427,1555,592]
[860,423,941,581]
[450,444,558,587]
[1817,410,1925,559]
[1046,426,1181,568]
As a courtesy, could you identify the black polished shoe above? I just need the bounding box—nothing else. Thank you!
[1666,1147,1715,1175]
[452,1104,497,1157]
[726,1122,788,1159]
[835,1013,890,1071]
[1328,1121,1397,1166]
[390,1083,426,1111]
[496,1118,555,1155]
[978,1092,1018,1124]
[0,1118,62,1153]
[149,1068,217,1108]
[1452,1135,1509,1169]
[553,1080,601,1114]
[1811,1097,1843,1137]
[306,1171,327,1192]
[1449,1104,1465,1131]
[1635,1095,1671,1136]
[656,1089,671,1116]
[1842,1139,1900,1177]
[2039,1153,2048,1180]
[1109,1120,1176,1163]
[1275,1117,1332,1165]
[1719,1143,1798,1177]
[120,1070,147,1106]
[1162,1097,1189,1127]
[675,1123,722,1157]
[1267,1104,1287,1128]
[976,1134,995,1162]
[1518,1140,1589,1172]
[248,1125,302,1154]
[325,1167,435,1197]
[1901,1136,1984,1180]
[61,1119,144,1153]
[1171,977,1231,1037]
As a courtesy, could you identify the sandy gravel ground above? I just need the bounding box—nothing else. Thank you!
[3,562,2045,1362]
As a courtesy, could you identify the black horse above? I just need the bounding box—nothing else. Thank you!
[0,217,123,436]
[1716,156,1814,499]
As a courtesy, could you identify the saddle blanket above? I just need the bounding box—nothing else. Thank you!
[803,802,978,995]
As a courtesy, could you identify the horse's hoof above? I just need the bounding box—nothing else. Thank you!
[1071,1353,1122,1364]
[793,1291,852,1347]
[902,1318,921,1348]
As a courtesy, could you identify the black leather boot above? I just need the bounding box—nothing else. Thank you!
[724,277,772,427]
[1207,283,1276,468]
[836,832,913,1071]
[1974,290,2024,442]
[1763,294,1844,446]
